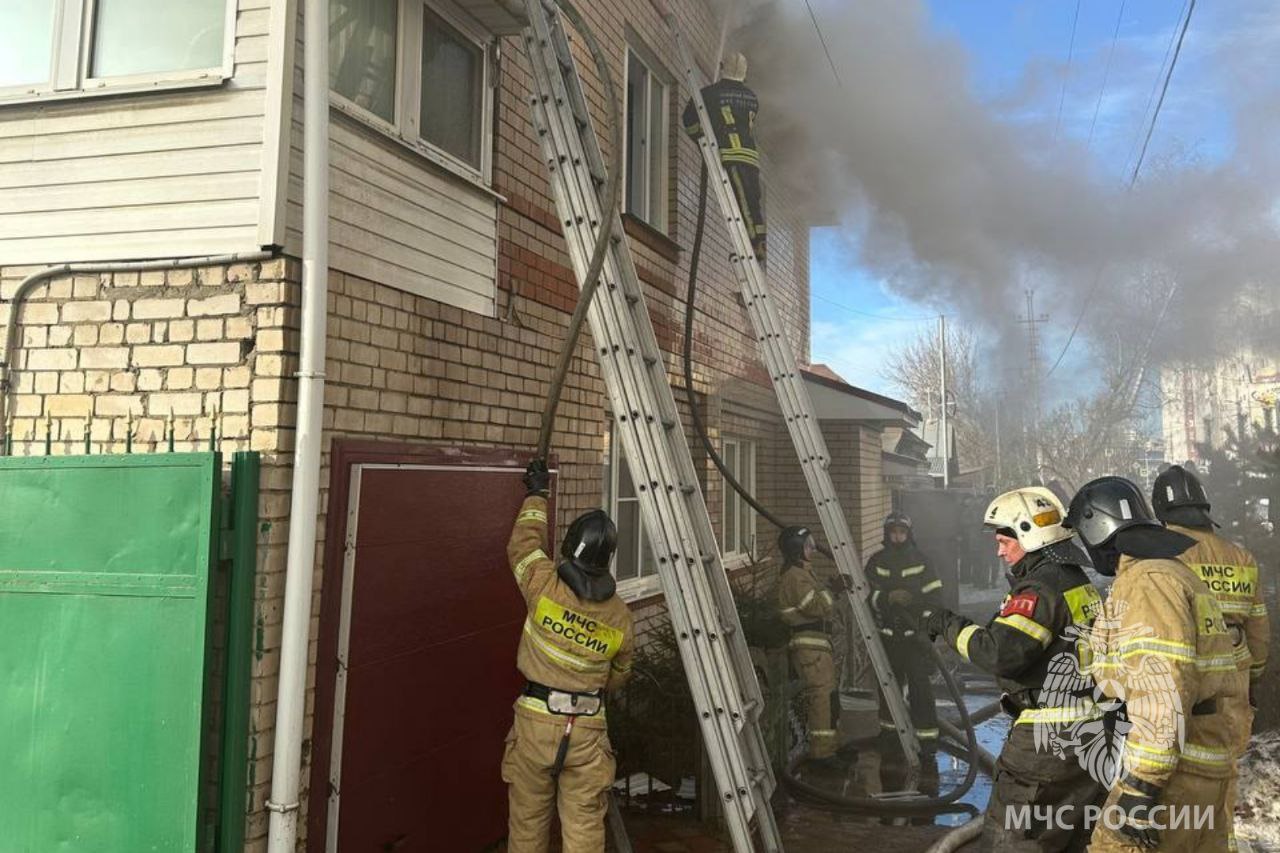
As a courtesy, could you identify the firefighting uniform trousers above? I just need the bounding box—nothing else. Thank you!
[980,724,1104,852]
[725,162,766,261]
[1087,770,1233,853]
[877,635,940,741]
[501,702,615,853]
[791,646,838,759]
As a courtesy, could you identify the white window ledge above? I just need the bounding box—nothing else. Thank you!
[330,98,506,205]
[617,575,664,604]
[0,72,227,107]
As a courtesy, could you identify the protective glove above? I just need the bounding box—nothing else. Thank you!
[523,458,551,497]
[923,609,949,642]
[827,574,852,593]
[1112,783,1161,849]
[887,589,913,607]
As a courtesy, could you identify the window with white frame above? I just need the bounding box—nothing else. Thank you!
[0,0,232,100]
[624,45,669,230]
[722,437,756,558]
[603,421,658,591]
[330,0,493,182]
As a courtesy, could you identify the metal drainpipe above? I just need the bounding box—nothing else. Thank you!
[0,251,274,452]
[266,0,327,848]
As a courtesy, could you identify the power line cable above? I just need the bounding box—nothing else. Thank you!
[1045,267,1104,377]
[1049,0,1195,376]
[812,292,935,322]
[1129,0,1196,186]
[801,0,843,87]
[1053,0,1084,143]
[1123,0,1188,180]
[1086,0,1128,149]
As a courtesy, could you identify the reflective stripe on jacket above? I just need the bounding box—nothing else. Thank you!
[779,562,833,651]
[1169,524,1268,684]
[1090,555,1249,784]
[507,496,635,703]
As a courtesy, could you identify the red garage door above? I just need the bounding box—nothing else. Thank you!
[313,451,549,852]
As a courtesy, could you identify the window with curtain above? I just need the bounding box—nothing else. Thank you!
[330,0,398,123]
[329,0,492,180]
[419,8,484,169]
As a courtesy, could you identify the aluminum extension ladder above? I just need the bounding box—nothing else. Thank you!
[517,1,783,850]
[658,11,923,773]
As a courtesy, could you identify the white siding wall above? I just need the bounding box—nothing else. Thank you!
[0,0,275,265]
[282,10,499,317]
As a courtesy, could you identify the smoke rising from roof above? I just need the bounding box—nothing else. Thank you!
[727,0,1280,366]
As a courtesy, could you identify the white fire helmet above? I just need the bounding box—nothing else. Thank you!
[983,486,1073,552]
[721,52,748,83]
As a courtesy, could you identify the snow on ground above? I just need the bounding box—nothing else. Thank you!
[1237,729,1280,851]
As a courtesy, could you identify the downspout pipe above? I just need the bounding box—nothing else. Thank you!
[0,252,273,452]
[267,0,327,848]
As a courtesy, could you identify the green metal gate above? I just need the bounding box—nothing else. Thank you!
[0,451,258,853]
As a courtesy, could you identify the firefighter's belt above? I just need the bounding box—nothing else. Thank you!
[790,621,827,633]
[523,681,603,717]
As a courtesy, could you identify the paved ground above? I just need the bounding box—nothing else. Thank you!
[613,807,955,852]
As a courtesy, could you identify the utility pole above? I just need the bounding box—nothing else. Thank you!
[1018,290,1049,477]
[939,314,949,488]
[994,398,1002,487]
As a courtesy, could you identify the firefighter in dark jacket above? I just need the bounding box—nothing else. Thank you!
[503,460,635,853]
[777,525,842,766]
[681,51,766,263]
[866,511,942,747]
[925,487,1105,851]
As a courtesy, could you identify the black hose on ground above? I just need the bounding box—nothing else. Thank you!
[680,131,984,813]
[535,0,625,460]
[780,641,981,814]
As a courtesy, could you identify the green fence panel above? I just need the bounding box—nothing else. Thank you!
[0,453,220,853]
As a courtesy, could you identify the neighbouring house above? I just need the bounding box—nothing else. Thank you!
[1162,353,1280,464]
[0,1,913,850]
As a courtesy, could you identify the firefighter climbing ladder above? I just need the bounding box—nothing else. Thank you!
[518,1,783,850]
[658,10,924,771]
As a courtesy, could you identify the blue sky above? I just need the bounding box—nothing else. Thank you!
[808,0,1238,397]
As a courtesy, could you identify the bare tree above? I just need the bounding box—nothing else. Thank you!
[883,324,995,475]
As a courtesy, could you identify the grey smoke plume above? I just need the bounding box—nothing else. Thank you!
[727,0,1280,365]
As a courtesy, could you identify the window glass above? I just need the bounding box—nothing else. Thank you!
[723,438,756,556]
[607,422,657,583]
[419,7,483,168]
[614,449,641,581]
[92,0,225,78]
[724,442,739,551]
[0,0,56,87]
[625,51,648,220]
[647,70,666,224]
[330,0,398,122]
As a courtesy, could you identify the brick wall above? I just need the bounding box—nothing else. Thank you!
[0,2,838,849]
[0,259,295,457]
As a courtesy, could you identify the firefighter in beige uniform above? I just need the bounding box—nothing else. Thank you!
[1064,477,1247,852]
[777,525,841,764]
[1152,465,1267,853]
[502,460,635,853]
